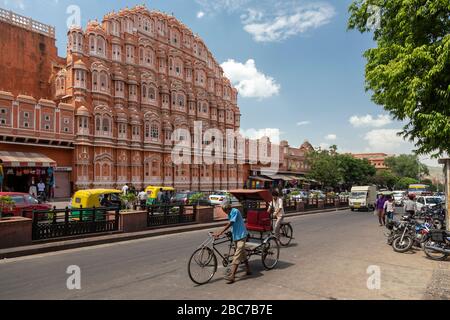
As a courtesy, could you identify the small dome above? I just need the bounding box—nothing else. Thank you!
[76,106,90,116]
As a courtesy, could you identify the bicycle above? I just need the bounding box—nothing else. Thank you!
[188,232,280,285]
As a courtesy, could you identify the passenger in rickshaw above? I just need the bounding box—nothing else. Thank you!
[214,202,252,284]
[268,191,285,240]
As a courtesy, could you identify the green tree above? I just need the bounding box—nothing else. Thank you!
[306,148,342,189]
[348,0,450,157]
[337,154,377,190]
[371,170,399,190]
[395,177,419,190]
[384,154,429,179]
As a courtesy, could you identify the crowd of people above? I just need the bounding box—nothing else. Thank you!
[375,194,417,227]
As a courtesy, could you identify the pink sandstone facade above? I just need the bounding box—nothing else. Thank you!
[0,6,313,197]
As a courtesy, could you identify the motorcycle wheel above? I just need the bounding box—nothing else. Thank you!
[423,240,449,261]
[392,235,413,253]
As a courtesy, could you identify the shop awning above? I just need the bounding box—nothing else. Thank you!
[0,151,56,167]
[249,175,273,182]
[267,174,292,181]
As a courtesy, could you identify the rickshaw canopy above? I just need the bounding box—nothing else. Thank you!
[71,189,122,209]
[228,189,273,203]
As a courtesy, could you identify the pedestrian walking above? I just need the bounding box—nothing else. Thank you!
[403,194,417,217]
[122,183,129,195]
[384,196,395,223]
[375,194,386,226]
[138,188,147,209]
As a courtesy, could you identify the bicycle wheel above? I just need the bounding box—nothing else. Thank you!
[188,247,217,285]
[261,237,280,270]
[278,223,293,247]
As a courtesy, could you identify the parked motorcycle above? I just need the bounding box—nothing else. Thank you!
[423,230,450,261]
[389,216,432,253]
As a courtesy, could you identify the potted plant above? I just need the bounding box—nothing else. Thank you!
[120,193,137,211]
[0,196,15,220]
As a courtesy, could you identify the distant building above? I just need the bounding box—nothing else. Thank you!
[352,153,390,170]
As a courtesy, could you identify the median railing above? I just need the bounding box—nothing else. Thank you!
[32,206,120,241]
[147,205,196,227]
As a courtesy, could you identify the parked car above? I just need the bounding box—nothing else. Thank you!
[0,192,51,218]
[171,192,211,206]
[289,190,308,201]
[393,191,407,206]
[416,196,443,212]
[435,192,446,203]
[209,191,240,205]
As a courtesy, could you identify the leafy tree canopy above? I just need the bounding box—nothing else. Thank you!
[384,154,429,179]
[348,0,450,157]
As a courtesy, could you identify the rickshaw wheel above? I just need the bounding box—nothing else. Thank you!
[261,236,280,270]
[279,223,293,247]
[188,247,218,285]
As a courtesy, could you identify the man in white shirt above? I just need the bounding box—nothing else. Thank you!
[138,189,148,209]
[383,196,395,223]
[268,191,285,240]
[122,183,129,195]
[37,180,46,201]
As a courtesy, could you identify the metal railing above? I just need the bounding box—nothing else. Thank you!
[147,204,196,227]
[32,206,120,241]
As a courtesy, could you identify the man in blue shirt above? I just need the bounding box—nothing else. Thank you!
[214,202,251,284]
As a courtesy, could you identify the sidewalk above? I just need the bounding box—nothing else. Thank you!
[0,206,349,260]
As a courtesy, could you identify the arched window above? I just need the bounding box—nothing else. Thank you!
[151,122,159,140]
[100,72,108,92]
[145,122,150,138]
[97,37,105,56]
[92,71,98,91]
[102,117,110,132]
[149,87,156,101]
[142,84,147,100]
[96,117,101,131]
[89,35,96,53]
[177,94,185,107]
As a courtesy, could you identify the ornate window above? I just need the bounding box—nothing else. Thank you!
[55,75,66,97]
[126,45,135,64]
[115,81,124,98]
[151,123,159,140]
[74,70,86,88]
[70,32,83,52]
[110,20,120,36]
[112,44,121,61]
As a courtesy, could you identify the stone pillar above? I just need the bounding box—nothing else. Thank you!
[438,158,450,231]
[0,217,32,249]
[119,210,148,233]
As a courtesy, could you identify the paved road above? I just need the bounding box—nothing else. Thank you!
[0,209,448,300]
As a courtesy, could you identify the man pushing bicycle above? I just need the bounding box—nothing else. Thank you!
[214,202,252,284]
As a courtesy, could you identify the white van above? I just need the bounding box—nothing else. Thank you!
[349,186,377,211]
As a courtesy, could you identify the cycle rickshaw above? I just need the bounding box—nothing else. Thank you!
[188,190,281,285]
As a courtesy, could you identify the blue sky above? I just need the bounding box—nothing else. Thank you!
[0,0,439,166]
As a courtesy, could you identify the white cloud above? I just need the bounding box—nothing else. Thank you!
[349,114,392,128]
[297,121,310,126]
[195,0,251,14]
[325,134,337,141]
[221,59,280,99]
[241,128,282,143]
[242,3,336,42]
[197,11,205,19]
[363,129,407,153]
[319,142,330,150]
